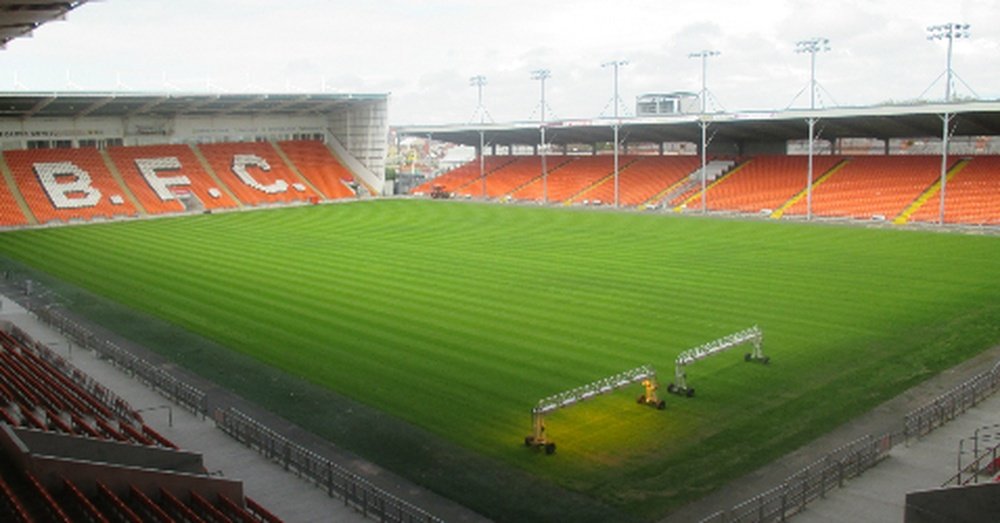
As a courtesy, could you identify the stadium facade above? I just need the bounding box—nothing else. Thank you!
[0,92,389,193]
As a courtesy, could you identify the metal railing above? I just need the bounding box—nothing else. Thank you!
[903,361,1000,440]
[698,360,1000,523]
[943,441,1000,487]
[216,408,441,523]
[25,304,209,417]
[697,434,896,523]
[944,421,1000,487]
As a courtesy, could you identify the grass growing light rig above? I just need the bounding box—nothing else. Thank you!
[668,325,768,397]
[525,364,665,455]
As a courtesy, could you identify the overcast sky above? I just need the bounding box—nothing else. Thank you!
[2,0,998,125]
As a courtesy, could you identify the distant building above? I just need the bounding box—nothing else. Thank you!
[636,92,699,116]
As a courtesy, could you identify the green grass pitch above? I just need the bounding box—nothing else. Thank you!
[1,200,999,521]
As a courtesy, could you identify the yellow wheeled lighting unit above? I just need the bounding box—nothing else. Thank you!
[525,364,665,455]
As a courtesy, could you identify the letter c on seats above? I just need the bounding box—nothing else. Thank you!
[232,154,288,194]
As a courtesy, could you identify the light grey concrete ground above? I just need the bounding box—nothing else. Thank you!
[0,294,370,523]
[793,393,1000,523]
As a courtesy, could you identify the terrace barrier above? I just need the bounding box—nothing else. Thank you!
[698,360,1000,523]
[216,407,442,523]
[696,434,896,523]
[0,270,445,523]
[22,302,209,417]
[903,360,1000,440]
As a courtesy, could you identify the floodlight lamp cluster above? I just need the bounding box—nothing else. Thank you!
[601,59,629,69]
[469,75,487,87]
[795,37,831,54]
[927,23,971,40]
[530,69,551,81]
[688,50,721,59]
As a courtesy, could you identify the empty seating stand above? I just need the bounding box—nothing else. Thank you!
[910,156,1000,225]
[455,155,573,199]
[2,144,998,228]
[4,148,138,224]
[0,330,151,445]
[0,469,280,523]
[583,156,701,207]
[1,140,371,224]
[276,140,357,199]
[697,155,842,214]
[512,155,626,203]
[793,155,942,220]
[412,156,516,195]
[107,144,239,213]
[196,142,320,206]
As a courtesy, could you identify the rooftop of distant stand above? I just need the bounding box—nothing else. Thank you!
[396,100,1000,146]
[0,92,388,120]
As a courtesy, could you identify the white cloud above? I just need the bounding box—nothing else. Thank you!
[0,0,997,124]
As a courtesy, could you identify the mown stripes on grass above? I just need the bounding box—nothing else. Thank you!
[1,200,999,520]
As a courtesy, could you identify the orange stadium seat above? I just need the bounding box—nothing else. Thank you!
[455,156,572,199]
[412,156,517,195]
[276,140,357,199]
[0,176,29,227]
[25,473,70,521]
[107,144,239,213]
[909,156,1000,225]
[0,475,31,521]
[792,155,942,220]
[129,484,175,521]
[584,156,701,206]
[4,148,138,224]
[694,155,841,214]
[95,481,144,522]
[197,142,320,206]
[512,155,629,203]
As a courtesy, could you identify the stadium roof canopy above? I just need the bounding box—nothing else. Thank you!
[0,92,388,119]
[0,1,90,48]
[396,100,1000,147]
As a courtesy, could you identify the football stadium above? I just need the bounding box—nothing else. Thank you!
[0,2,997,523]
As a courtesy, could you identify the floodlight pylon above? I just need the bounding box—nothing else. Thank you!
[469,75,493,199]
[601,60,628,208]
[926,23,971,226]
[795,37,830,221]
[531,69,551,205]
[689,50,720,214]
